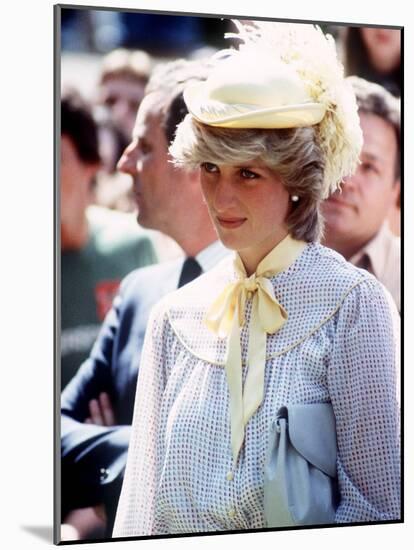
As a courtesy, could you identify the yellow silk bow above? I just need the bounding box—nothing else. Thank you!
[205,234,306,464]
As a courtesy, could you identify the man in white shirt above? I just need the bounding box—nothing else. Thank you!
[322,76,400,310]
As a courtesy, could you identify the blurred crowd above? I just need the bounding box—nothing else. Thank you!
[59,7,401,542]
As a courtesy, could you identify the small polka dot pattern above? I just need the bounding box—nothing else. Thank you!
[113,244,400,536]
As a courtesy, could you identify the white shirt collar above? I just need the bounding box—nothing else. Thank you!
[195,240,230,273]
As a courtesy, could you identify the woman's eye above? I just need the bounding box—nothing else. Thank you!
[240,168,259,179]
[201,162,219,173]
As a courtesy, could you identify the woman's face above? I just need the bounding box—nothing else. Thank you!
[200,161,290,273]
[361,28,401,73]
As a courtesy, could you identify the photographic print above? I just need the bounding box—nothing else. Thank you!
[55,3,402,544]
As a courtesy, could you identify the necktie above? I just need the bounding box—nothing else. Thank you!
[178,257,202,288]
[205,234,306,465]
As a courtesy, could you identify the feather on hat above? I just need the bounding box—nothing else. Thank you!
[182,20,363,198]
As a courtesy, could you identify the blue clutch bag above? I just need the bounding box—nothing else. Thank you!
[264,403,339,527]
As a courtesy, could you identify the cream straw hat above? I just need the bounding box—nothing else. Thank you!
[182,20,363,198]
[184,53,326,129]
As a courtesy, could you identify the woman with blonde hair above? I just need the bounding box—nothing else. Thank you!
[113,20,400,536]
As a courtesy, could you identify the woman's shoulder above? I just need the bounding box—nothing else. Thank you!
[263,243,395,357]
[301,243,399,324]
[304,243,397,310]
[277,242,373,305]
[301,242,369,282]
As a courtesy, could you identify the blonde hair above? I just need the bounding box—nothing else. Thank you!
[170,115,326,242]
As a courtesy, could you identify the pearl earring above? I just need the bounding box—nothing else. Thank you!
[291,195,299,202]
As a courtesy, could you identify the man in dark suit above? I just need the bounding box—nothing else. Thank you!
[60,59,227,539]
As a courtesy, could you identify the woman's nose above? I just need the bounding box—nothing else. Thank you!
[213,179,237,212]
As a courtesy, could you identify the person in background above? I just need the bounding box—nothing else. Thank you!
[97,117,127,177]
[97,48,152,146]
[60,59,228,541]
[340,26,401,97]
[60,88,157,391]
[93,49,153,214]
[94,116,137,213]
[322,76,400,311]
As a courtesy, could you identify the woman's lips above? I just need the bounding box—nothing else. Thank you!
[216,216,247,229]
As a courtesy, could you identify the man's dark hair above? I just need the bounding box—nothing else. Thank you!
[145,59,210,146]
[61,88,101,165]
[347,76,401,180]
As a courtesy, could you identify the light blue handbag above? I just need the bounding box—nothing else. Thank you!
[264,403,338,527]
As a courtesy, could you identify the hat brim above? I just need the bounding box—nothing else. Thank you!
[184,83,326,129]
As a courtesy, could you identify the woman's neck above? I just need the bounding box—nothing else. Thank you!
[238,230,289,276]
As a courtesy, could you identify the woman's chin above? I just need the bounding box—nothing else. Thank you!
[215,230,245,251]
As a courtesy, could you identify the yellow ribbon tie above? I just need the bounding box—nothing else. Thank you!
[205,234,306,464]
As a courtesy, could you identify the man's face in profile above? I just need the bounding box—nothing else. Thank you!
[117,93,185,235]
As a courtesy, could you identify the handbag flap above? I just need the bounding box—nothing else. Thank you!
[281,403,337,478]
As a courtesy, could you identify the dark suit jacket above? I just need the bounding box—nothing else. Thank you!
[61,259,182,531]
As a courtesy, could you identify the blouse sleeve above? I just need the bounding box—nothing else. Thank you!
[112,301,172,537]
[327,277,400,523]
